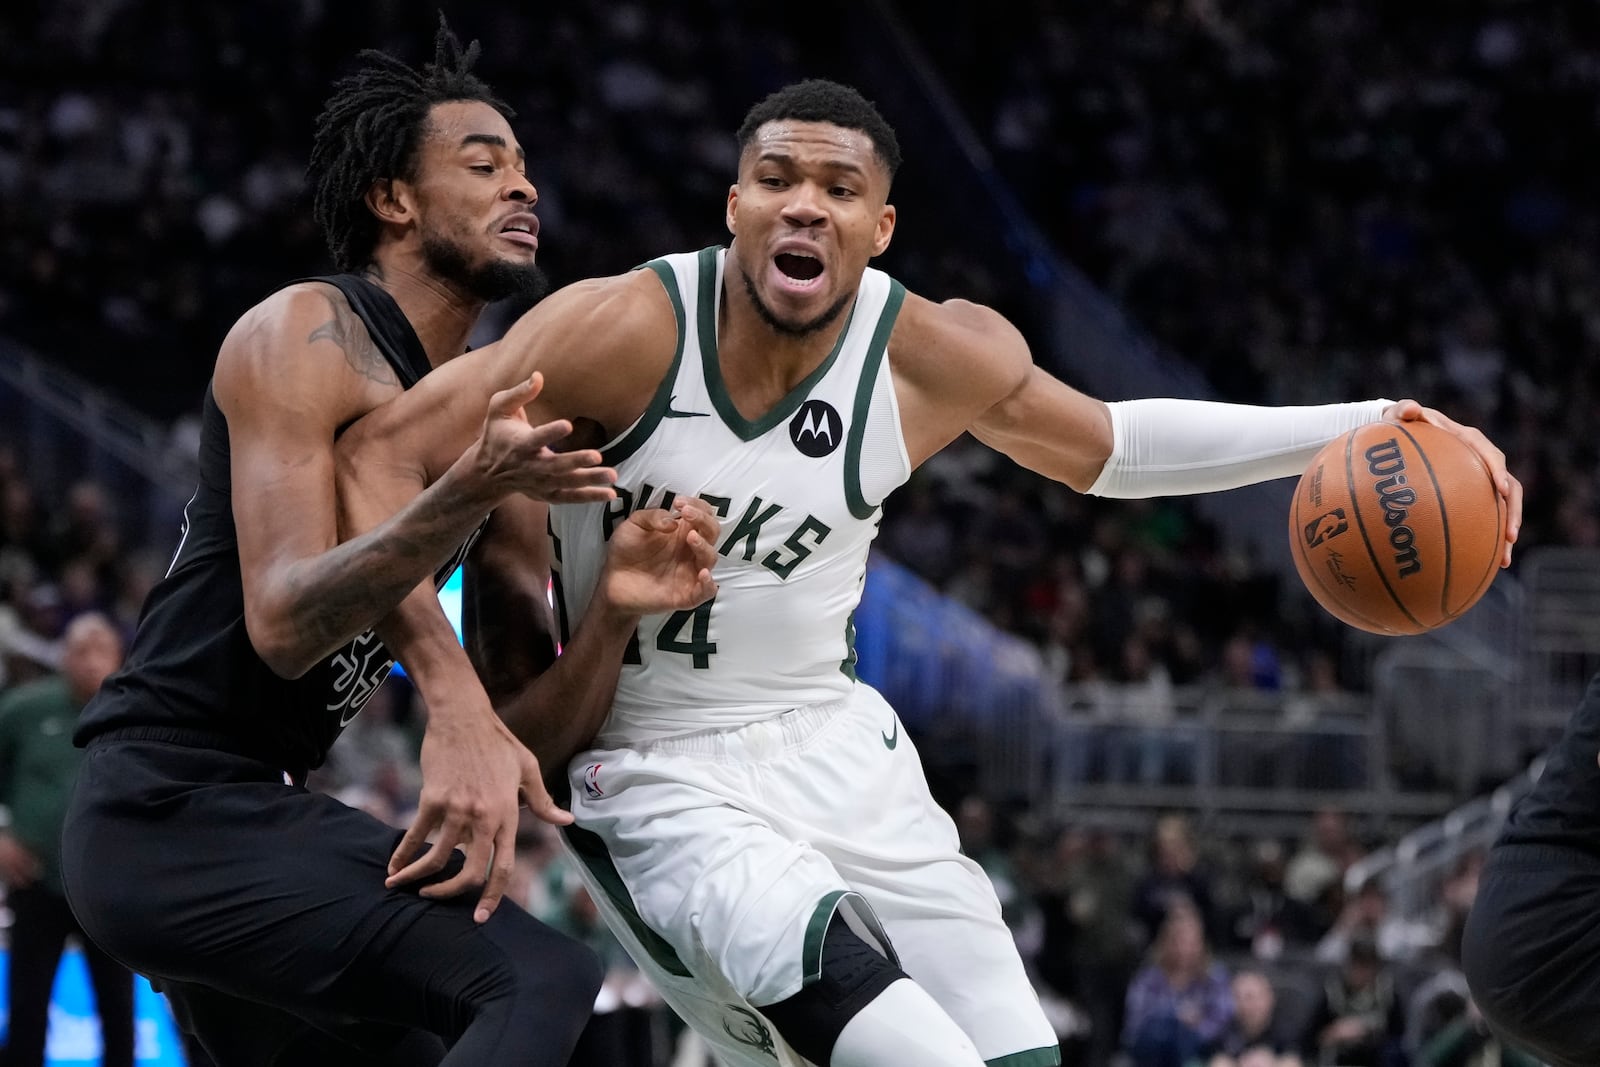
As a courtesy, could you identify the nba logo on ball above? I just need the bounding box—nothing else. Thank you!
[583,763,605,799]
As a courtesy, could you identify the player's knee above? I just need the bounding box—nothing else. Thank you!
[472,912,603,1038]
[757,917,904,1065]
[504,929,602,1019]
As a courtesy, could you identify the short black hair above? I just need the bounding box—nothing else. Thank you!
[308,16,513,272]
[736,79,901,181]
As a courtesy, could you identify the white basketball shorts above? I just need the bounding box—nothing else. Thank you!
[562,682,1060,1066]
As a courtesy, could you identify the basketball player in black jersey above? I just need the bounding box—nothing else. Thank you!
[59,22,719,1067]
[1462,678,1600,1067]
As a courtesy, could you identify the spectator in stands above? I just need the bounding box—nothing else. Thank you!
[1035,823,1141,1067]
[1133,813,1220,945]
[0,612,131,1067]
[1305,935,1407,1067]
[1286,807,1358,919]
[1210,969,1305,1067]
[1123,899,1234,1067]
[1315,879,1438,966]
[1225,838,1323,960]
[956,793,1034,939]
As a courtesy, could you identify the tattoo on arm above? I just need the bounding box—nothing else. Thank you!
[307,290,398,386]
[283,492,470,661]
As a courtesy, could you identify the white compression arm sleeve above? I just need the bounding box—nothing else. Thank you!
[1085,397,1394,498]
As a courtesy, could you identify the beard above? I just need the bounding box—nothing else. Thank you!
[740,270,853,338]
[422,229,549,305]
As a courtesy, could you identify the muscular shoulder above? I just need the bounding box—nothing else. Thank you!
[213,282,398,427]
[496,268,678,430]
[889,293,1032,412]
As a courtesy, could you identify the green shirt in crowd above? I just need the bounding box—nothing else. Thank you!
[0,676,84,897]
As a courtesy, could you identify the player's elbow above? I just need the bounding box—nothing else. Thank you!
[245,605,319,680]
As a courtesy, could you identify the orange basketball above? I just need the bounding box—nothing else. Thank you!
[1289,421,1503,635]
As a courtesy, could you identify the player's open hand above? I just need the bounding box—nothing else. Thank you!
[387,696,571,924]
[1382,399,1522,568]
[469,372,618,505]
[597,495,721,615]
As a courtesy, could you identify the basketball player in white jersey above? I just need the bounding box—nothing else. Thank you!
[336,80,1522,1067]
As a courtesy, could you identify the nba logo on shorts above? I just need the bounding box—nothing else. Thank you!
[583,763,606,799]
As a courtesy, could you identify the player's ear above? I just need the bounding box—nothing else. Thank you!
[870,203,896,257]
[725,184,740,236]
[365,178,414,227]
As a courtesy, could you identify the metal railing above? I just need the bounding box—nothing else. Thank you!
[0,336,194,548]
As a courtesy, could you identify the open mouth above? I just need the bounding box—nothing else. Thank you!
[775,252,823,282]
[499,217,539,248]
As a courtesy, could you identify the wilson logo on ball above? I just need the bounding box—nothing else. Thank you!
[1365,439,1422,577]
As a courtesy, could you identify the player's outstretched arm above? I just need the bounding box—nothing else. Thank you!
[937,301,1521,566]
[219,284,615,680]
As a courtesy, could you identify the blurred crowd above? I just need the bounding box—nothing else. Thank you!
[898,0,1600,654]
[2,1,1595,1063]
[7,0,1594,701]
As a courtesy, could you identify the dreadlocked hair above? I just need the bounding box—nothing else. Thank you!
[309,15,513,272]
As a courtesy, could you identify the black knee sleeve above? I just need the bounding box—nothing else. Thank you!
[758,915,905,1065]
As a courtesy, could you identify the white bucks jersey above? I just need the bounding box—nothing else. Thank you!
[548,247,912,742]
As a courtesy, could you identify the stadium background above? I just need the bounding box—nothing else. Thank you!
[2,1,1597,1064]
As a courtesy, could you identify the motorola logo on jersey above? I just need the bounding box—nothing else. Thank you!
[789,399,843,458]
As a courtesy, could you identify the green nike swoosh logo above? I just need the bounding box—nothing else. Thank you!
[663,396,710,418]
[882,720,898,750]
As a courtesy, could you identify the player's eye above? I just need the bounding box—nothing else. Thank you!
[470,163,495,173]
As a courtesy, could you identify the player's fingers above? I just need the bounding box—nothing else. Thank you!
[522,772,575,827]
[1382,399,1423,422]
[530,447,607,471]
[388,808,442,876]
[515,418,578,450]
[474,825,518,924]
[387,837,458,888]
[697,571,719,600]
[418,848,486,901]
[679,504,721,546]
[1502,473,1524,568]
[686,527,719,565]
[487,373,543,419]
[412,810,485,898]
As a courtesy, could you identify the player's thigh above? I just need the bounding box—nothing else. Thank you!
[65,741,441,998]
[560,845,811,1067]
[569,764,853,1008]
[812,690,1055,1057]
[164,979,446,1067]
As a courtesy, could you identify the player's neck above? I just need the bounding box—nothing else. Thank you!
[717,275,849,400]
[362,260,484,367]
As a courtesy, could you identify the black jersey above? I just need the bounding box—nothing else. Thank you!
[1497,671,1600,855]
[76,275,478,778]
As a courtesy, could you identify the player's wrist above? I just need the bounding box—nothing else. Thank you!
[439,440,510,513]
[588,575,644,629]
